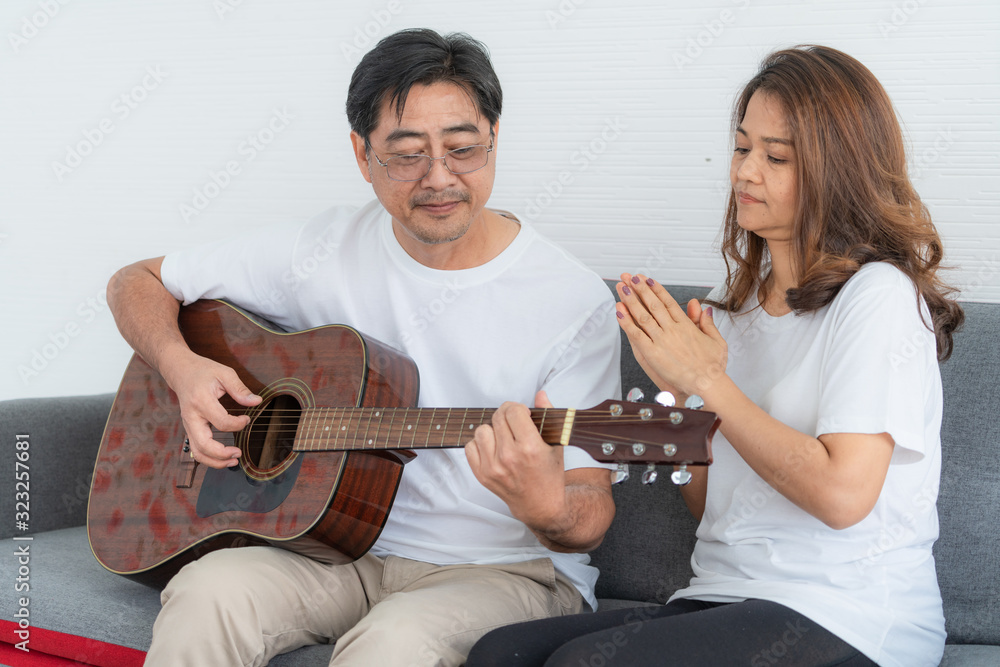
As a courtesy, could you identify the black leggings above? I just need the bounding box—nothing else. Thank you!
[465,598,876,667]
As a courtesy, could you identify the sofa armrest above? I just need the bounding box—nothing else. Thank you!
[1,393,116,539]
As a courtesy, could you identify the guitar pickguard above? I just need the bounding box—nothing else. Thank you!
[196,454,305,518]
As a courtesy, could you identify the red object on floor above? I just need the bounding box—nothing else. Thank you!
[0,621,145,667]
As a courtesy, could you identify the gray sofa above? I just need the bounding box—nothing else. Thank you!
[2,283,997,666]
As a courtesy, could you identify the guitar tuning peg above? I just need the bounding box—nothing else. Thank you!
[641,463,658,485]
[684,395,705,410]
[612,463,630,485]
[626,387,644,403]
[654,391,675,407]
[671,464,693,486]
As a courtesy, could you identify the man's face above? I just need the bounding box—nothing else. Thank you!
[352,81,497,252]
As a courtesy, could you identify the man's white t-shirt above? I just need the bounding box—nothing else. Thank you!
[671,262,946,666]
[160,200,622,609]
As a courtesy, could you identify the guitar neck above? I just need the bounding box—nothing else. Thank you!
[293,407,575,453]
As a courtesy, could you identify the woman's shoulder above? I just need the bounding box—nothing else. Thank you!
[839,262,917,301]
[832,262,927,329]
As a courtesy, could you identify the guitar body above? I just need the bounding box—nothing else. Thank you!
[87,300,419,586]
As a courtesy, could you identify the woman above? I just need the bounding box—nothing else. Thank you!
[466,45,963,667]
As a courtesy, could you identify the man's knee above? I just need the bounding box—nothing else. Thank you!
[333,604,481,666]
[161,548,262,609]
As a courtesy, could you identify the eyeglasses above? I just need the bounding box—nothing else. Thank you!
[370,142,493,182]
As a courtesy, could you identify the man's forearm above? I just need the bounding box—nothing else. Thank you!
[107,258,187,376]
[530,476,615,553]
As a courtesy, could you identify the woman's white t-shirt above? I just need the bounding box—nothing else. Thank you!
[671,262,946,667]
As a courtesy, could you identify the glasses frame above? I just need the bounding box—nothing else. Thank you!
[369,140,494,182]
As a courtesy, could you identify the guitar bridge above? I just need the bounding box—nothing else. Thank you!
[176,438,198,488]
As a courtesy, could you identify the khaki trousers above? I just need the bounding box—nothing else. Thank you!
[144,546,583,667]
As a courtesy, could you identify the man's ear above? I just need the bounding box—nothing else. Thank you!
[350,131,374,184]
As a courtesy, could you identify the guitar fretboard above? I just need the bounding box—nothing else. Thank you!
[293,407,574,452]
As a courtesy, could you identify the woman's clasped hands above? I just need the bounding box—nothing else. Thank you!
[615,272,728,403]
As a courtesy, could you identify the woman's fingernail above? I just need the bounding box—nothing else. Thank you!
[631,275,640,284]
[622,285,632,296]
[706,306,714,317]
[616,311,624,320]
[646,278,655,287]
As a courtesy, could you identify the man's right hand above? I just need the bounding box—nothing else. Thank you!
[107,256,262,470]
[161,350,262,469]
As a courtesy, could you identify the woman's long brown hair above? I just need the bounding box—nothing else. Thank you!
[713,45,963,360]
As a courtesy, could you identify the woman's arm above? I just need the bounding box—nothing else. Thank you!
[677,465,708,521]
[615,273,893,530]
[696,375,893,528]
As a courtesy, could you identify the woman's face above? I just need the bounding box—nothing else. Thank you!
[730,91,798,243]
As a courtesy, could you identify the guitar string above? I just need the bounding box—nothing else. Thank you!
[220,408,701,423]
[212,409,710,450]
[213,418,704,434]
[216,429,703,450]
[214,416,706,430]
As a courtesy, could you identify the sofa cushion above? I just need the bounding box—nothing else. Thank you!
[0,525,336,665]
[1,394,116,540]
[0,526,156,665]
[939,644,1000,666]
[934,300,1000,646]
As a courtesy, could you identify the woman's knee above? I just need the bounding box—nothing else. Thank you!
[464,625,524,666]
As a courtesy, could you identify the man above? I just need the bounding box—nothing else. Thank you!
[108,28,620,666]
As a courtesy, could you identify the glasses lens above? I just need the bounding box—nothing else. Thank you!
[386,155,430,181]
[385,145,490,181]
[444,145,489,174]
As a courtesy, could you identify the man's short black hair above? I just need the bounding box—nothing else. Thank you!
[346,28,502,144]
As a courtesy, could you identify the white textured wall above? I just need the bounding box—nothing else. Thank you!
[2,0,998,401]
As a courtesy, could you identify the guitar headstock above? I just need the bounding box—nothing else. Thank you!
[569,390,719,486]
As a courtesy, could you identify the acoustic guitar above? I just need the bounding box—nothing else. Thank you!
[87,300,718,586]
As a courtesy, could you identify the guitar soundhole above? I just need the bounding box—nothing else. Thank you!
[246,394,301,471]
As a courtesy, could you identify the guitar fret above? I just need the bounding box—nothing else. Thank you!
[319,408,329,451]
[295,408,307,451]
[467,410,482,442]
[316,408,325,451]
[341,408,355,450]
[313,407,324,452]
[393,408,402,448]
[362,409,371,450]
[315,407,325,452]
[305,407,317,451]
[331,407,342,450]
[318,408,326,451]
[394,407,405,449]
[357,408,368,450]
[373,408,385,451]
[384,409,392,448]
[339,409,347,445]
[344,408,354,449]
[422,409,432,450]
[358,408,371,451]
